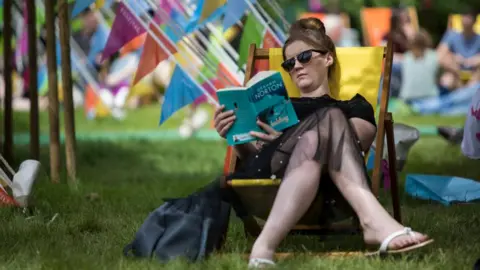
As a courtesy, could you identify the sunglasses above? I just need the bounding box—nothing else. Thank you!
[281,49,327,72]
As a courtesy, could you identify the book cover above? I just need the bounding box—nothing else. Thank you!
[217,71,299,145]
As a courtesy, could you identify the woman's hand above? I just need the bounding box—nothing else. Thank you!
[250,120,282,143]
[214,105,236,138]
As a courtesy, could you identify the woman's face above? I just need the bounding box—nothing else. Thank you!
[283,40,333,94]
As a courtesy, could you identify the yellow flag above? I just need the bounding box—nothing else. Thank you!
[200,0,226,22]
[95,0,105,9]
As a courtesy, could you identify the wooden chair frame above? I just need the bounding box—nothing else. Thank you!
[447,14,480,34]
[221,39,401,239]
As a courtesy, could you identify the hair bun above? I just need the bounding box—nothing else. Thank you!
[289,17,326,36]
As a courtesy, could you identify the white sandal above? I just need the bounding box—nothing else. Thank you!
[365,227,434,256]
[248,258,276,268]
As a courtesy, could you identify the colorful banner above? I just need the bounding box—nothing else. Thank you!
[133,16,177,85]
[160,65,205,124]
[101,2,146,62]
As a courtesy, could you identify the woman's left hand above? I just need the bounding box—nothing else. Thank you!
[250,120,282,142]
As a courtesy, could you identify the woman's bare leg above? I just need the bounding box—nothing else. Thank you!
[323,108,429,249]
[249,131,323,261]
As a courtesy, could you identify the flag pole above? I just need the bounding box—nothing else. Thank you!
[26,0,40,160]
[124,1,219,107]
[58,0,78,185]
[2,0,14,164]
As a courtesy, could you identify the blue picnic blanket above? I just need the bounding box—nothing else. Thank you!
[409,83,479,115]
[405,174,480,206]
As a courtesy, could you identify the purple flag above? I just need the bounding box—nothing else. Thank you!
[100,2,146,62]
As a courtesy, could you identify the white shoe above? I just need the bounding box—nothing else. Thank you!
[178,123,194,138]
[248,258,275,268]
[111,108,126,120]
[191,108,209,130]
[12,160,41,207]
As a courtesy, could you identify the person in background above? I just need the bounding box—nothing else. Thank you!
[382,8,416,98]
[437,10,480,92]
[399,29,442,103]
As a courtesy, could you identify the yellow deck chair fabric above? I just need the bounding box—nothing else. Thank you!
[268,47,384,111]
[449,14,480,34]
[229,46,385,187]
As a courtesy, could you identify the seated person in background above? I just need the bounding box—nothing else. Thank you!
[381,8,416,97]
[437,10,480,91]
[382,8,416,60]
[215,17,433,268]
[399,29,441,103]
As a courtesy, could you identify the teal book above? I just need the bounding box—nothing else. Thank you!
[217,71,299,146]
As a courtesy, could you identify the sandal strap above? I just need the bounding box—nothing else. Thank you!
[379,227,415,254]
[248,258,276,268]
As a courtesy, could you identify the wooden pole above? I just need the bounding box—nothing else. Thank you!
[26,0,40,160]
[45,0,61,183]
[58,0,77,185]
[2,0,14,164]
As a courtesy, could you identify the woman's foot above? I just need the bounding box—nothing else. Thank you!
[362,218,430,252]
[249,240,276,268]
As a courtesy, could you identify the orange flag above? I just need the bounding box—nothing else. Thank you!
[133,24,177,86]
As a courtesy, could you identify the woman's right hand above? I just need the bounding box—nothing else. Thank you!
[214,105,236,138]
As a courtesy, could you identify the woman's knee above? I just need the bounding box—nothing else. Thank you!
[292,130,318,161]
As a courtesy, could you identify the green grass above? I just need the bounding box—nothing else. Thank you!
[0,103,466,135]
[0,108,479,269]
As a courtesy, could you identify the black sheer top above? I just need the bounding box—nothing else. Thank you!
[229,93,376,180]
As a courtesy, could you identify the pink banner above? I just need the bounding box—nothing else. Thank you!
[101,2,146,62]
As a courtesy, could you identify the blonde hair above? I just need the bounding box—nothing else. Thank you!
[282,17,341,97]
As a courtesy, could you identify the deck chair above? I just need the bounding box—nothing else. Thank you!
[360,7,419,46]
[447,14,480,34]
[221,39,401,239]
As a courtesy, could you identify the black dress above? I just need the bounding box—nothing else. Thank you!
[226,93,377,225]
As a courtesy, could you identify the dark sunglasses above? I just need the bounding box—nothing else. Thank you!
[281,49,327,72]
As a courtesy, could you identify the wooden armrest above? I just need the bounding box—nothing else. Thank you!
[227,179,282,186]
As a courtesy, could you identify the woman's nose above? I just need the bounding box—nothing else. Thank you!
[292,59,304,71]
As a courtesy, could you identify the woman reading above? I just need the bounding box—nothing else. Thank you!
[214,18,433,268]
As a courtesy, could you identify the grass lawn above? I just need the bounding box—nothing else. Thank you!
[1,107,479,269]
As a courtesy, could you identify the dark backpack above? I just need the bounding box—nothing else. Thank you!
[123,180,231,262]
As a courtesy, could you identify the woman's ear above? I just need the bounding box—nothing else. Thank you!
[325,53,334,67]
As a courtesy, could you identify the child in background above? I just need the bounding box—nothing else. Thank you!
[399,29,440,103]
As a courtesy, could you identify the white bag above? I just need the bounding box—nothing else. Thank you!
[461,87,480,159]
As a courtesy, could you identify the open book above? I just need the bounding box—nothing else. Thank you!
[217,71,299,145]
